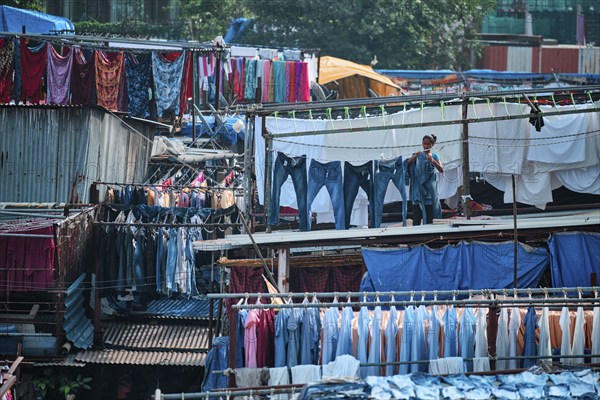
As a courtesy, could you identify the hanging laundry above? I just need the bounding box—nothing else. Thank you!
[287,61,296,102]
[522,306,538,368]
[152,51,186,118]
[538,306,551,359]
[459,307,476,372]
[496,307,509,370]
[179,52,193,115]
[336,305,354,358]
[559,306,571,364]
[356,305,370,378]
[366,305,382,377]
[592,302,599,364]
[273,60,286,103]
[95,51,124,110]
[474,307,490,372]
[244,308,259,368]
[46,45,73,105]
[12,38,21,101]
[125,53,152,118]
[243,58,256,101]
[507,306,521,369]
[412,305,428,373]
[321,307,339,365]
[442,306,458,358]
[286,308,301,368]
[294,61,303,102]
[256,309,275,368]
[300,62,311,102]
[570,306,585,364]
[20,38,47,103]
[274,308,288,368]
[0,39,14,103]
[384,305,399,376]
[399,305,415,375]
[428,305,441,361]
[71,48,96,105]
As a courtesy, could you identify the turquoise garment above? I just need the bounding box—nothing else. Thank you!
[274,308,288,368]
[428,305,441,360]
[357,306,370,378]
[152,51,185,118]
[443,306,458,357]
[399,306,414,375]
[243,58,256,100]
[522,306,539,368]
[384,305,398,376]
[321,307,339,365]
[460,307,476,372]
[273,61,286,103]
[336,306,354,358]
[367,306,383,377]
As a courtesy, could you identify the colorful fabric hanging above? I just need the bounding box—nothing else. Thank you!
[152,51,185,118]
[294,61,303,102]
[300,62,310,102]
[180,52,193,115]
[20,38,47,103]
[243,58,256,100]
[125,53,151,118]
[95,51,124,110]
[0,39,14,103]
[71,48,96,105]
[288,61,296,102]
[273,61,286,103]
[12,38,21,101]
[46,45,73,105]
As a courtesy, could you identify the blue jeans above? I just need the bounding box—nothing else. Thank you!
[306,160,345,230]
[373,156,407,227]
[269,152,309,231]
[343,161,373,229]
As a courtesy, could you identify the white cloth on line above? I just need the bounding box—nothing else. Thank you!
[508,306,521,370]
[538,306,552,359]
[475,307,488,358]
[571,306,586,364]
[473,356,491,372]
[231,46,258,58]
[290,364,321,385]
[592,303,600,364]
[559,306,572,364]
[554,164,600,194]
[268,367,290,400]
[322,354,360,380]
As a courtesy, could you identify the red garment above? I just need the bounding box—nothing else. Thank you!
[300,62,311,102]
[290,267,330,293]
[179,52,193,115]
[256,309,275,367]
[95,51,124,110]
[20,39,47,103]
[163,52,182,62]
[0,225,55,293]
[332,265,362,292]
[71,49,96,105]
[0,39,14,103]
[288,62,296,102]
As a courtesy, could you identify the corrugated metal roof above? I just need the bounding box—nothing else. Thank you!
[0,107,154,203]
[142,298,219,320]
[64,273,94,350]
[102,322,210,351]
[74,350,206,366]
[33,354,85,367]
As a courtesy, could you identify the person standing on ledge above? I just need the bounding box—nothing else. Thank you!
[407,134,444,225]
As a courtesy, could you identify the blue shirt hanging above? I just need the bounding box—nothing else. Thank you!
[152,51,185,118]
[522,306,539,368]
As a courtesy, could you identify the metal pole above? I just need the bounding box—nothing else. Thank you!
[512,174,518,289]
[461,97,471,219]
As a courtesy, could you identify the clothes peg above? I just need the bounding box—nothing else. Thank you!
[421,291,426,302]
[346,292,352,303]
[452,291,457,302]
[363,291,368,303]
[577,287,582,299]
[468,290,473,300]
[410,291,415,302]
[333,293,339,304]
[562,288,568,299]
[375,292,380,303]
[543,287,549,299]
[433,291,438,302]
[390,291,395,303]
[419,102,425,125]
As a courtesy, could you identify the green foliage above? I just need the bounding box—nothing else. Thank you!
[241,0,497,69]
[173,0,248,42]
[74,20,182,40]
[2,0,43,11]
[32,374,92,400]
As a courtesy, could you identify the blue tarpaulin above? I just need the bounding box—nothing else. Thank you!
[361,241,548,299]
[548,232,600,288]
[0,6,74,34]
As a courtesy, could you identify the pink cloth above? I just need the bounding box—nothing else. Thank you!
[244,309,260,368]
[262,60,271,103]
[47,45,73,105]
[300,62,311,102]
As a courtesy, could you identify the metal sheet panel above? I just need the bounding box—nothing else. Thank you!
[482,46,508,71]
[74,350,206,366]
[507,46,533,72]
[0,107,154,203]
[579,47,600,74]
[64,273,94,350]
[541,47,579,73]
[143,298,219,320]
[102,322,210,351]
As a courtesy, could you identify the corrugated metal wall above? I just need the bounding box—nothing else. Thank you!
[0,107,154,203]
[541,47,579,73]
[580,47,600,74]
[507,46,533,72]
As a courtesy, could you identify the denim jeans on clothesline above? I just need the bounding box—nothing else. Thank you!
[343,161,374,229]
[373,156,407,228]
[269,152,309,231]
[306,160,345,231]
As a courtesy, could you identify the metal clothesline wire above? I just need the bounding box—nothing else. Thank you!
[95,181,244,191]
[208,286,599,300]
